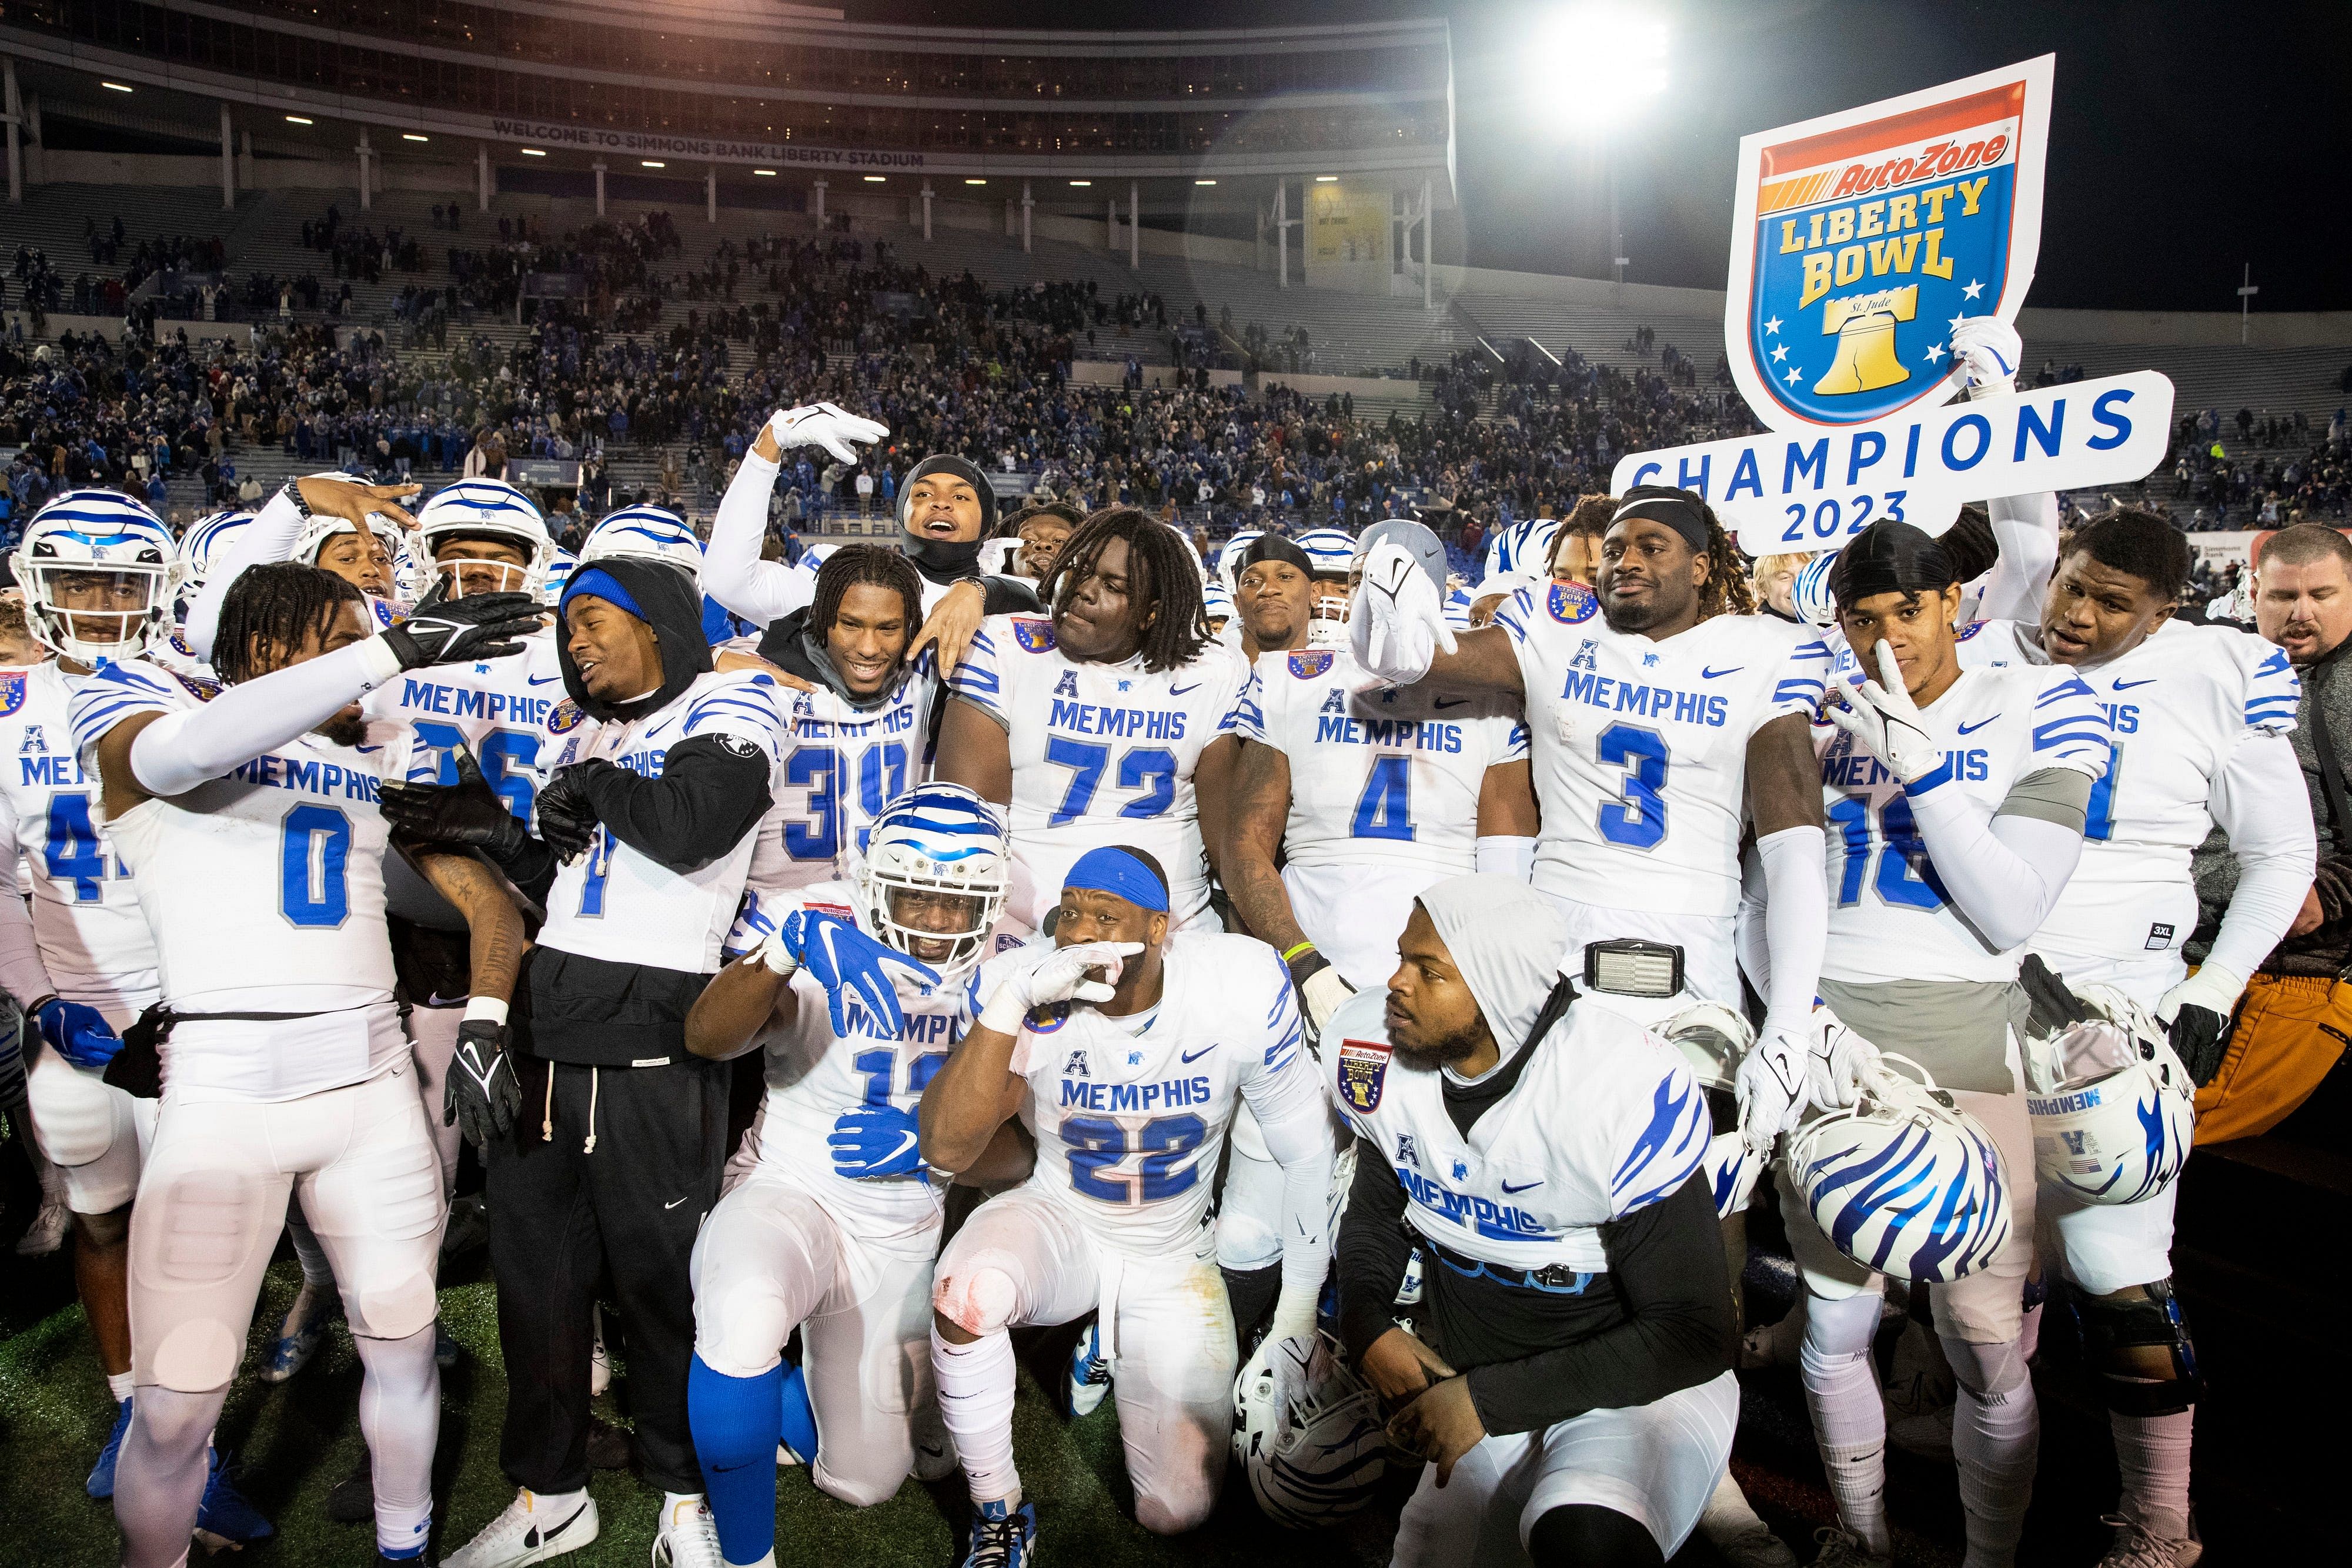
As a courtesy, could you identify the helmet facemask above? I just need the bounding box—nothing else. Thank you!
[861,858,1007,985]
[24,559,172,665]
[1305,577,1352,650]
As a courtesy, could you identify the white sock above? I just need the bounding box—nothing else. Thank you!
[526,1486,587,1516]
[1944,1336,2037,1568]
[1699,1468,1768,1540]
[2112,1410,2193,1541]
[108,1370,136,1404]
[931,1325,1020,1509]
[1800,1292,1890,1557]
[354,1323,440,1558]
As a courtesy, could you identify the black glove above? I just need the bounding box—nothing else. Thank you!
[534,760,610,864]
[379,744,527,857]
[2017,952,2097,1037]
[381,591,543,671]
[2169,1007,2233,1088]
[445,1018,522,1152]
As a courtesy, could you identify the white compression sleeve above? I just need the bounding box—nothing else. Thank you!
[1902,780,2085,952]
[705,450,810,627]
[1242,1062,1335,1315]
[2203,731,2318,981]
[127,636,403,798]
[1474,834,1536,881]
[1975,490,2061,627]
[0,793,61,1007]
[1755,824,1829,1035]
[185,485,306,661]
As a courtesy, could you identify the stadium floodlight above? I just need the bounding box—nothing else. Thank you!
[1070,179,1091,187]
[1315,175,1339,182]
[521,148,546,156]
[864,175,886,182]
[753,169,777,176]
[1195,179,1217,186]
[102,81,133,93]
[642,160,665,168]
[404,133,428,143]
[285,115,313,125]
[1538,4,1669,129]
[965,178,987,185]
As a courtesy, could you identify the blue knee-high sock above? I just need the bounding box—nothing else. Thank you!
[689,1355,783,1567]
[778,1361,818,1466]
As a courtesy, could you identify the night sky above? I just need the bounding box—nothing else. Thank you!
[857,0,2352,314]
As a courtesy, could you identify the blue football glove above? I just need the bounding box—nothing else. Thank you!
[752,905,940,1037]
[827,1104,926,1180]
[34,997,123,1071]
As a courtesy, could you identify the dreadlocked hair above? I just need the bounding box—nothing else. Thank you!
[810,543,924,641]
[213,561,364,687]
[1044,506,1210,672]
[1696,500,1758,620]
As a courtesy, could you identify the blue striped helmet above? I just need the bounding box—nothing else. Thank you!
[1292,526,1357,580]
[580,505,703,588]
[2022,985,2194,1207]
[14,490,178,663]
[1788,1055,2012,1283]
[1231,1330,1387,1527]
[858,783,1010,982]
[175,509,255,606]
[1792,547,1841,628]
[540,547,578,609]
[415,478,553,597]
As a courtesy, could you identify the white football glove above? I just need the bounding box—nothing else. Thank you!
[1299,965,1357,1044]
[1350,539,1456,685]
[978,941,1144,1034]
[1803,1007,1876,1111]
[1826,640,1950,784]
[769,402,890,466]
[1949,316,2022,400]
[1734,1022,1807,1155]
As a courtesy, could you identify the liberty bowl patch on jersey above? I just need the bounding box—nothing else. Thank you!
[1338,1036,1391,1113]
[1288,650,1335,679]
[0,671,23,717]
[1548,580,1599,626]
[1011,618,1058,654]
[547,698,586,734]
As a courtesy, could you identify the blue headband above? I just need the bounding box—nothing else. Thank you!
[1063,847,1169,913]
[561,566,645,623]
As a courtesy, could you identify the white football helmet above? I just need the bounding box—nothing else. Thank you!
[1786,1056,2012,1283]
[1659,1001,1755,1095]
[415,478,554,598]
[173,508,255,616]
[857,783,1010,984]
[1215,528,1265,596]
[579,504,704,589]
[1201,580,1235,628]
[1231,1332,1387,1529]
[540,547,578,609]
[1792,548,1840,628]
[296,508,402,567]
[1294,525,1357,650]
[12,490,177,663]
[1704,1129,1765,1220]
[2023,984,2195,1207]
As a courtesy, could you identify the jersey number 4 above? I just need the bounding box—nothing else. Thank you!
[1060,1114,1208,1203]
[46,791,121,902]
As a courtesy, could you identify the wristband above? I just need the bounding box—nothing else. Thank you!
[1280,941,1317,964]
[279,477,315,520]
[463,995,510,1026]
[978,985,1030,1037]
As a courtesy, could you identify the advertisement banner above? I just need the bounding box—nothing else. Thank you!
[1724,55,2054,433]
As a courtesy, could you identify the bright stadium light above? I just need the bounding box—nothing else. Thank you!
[1069,179,1091,187]
[642,160,665,168]
[1315,175,1338,182]
[285,115,313,125]
[864,175,886,182]
[965,178,987,185]
[404,133,429,143]
[102,81,133,93]
[753,169,777,176]
[521,147,546,156]
[1538,4,1669,128]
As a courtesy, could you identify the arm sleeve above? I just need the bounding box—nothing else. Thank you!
[2203,731,2319,977]
[1975,490,2062,627]
[1755,824,1829,1037]
[125,637,405,798]
[1464,1174,1738,1436]
[1235,957,1332,1298]
[1903,775,2090,952]
[185,484,306,661]
[1335,1132,1416,1363]
[979,576,1042,616]
[0,793,61,1008]
[570,735,774,875]
[704,450,810,627]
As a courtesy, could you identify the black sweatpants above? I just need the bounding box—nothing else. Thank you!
[486,1051,727,1495]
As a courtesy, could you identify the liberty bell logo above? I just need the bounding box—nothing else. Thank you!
[1815,283,1917,395]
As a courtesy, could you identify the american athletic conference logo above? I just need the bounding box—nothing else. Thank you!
[1725,57,2052,430]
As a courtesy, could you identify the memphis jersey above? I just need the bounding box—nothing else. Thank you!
[539,671,788,975]
[991,931,1320,1256]
[1815,664,2111,984]
[948,617,1246,928]
[366,625,566,825]
[1232,644,1528,987]
[68,659,400,1017]
[0,662,161,1012]
[151,624,218,683]
[1957,617,2301,961]
[1494,582,1833,917]
[753,660,937,893]
[1322,987,1708,1274]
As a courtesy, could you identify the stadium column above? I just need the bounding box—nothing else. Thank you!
[1022,179,1033,253]
[3,57,18,205]
[1275,179,1287,289]
[921,179,932,241]
[1130,179,1140,269]
[1422,176,1432,309]
[477,143,490,211]
[358,125,373,211]
[219,102,233,210]
[812,177,825,221]
[706,166,717,223]
[594,161,606,218]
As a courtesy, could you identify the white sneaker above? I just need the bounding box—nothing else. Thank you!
[443,1489,600,1568]
[651,1497,724,1568]
[2095,1512,2203,1568]
[14,1193,68,1256]
[1809,1527,1891,1568]
[1706,1522,1798,1568]
[590,1306,613,1398]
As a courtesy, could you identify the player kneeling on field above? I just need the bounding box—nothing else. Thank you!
[682,784,1015,1567]
[1329,878,1739,1568]
[918,847,1332,1564]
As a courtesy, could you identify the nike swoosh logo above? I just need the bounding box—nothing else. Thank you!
[1700,666,1742,678]
[1169,683,1201,697]
[527,1506,590,1548]
[2112,678,2157,690]
[1500,1179,1543,1195]
[356,744,383,754]
[423,992,467,1008]
[527,674,563,685]
[663,1197,689,1210]
[881,1130,918,1166]
[1434,698,1468,710]
[1956,716,1999,734]
[1180,1045,1215,1062]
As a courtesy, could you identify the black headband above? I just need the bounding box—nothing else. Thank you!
[1238,534,1314,576]
[1611,486,1711,554]
[1828,520,1958,606]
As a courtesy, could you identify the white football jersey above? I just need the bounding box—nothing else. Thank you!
[0,661,162,1013]
[749,660,938,896]
[1957,616,2301,962]
[1322,987,1709,1274]
[948,616,1246,928]
[365,625,567,825]
[68,659,402,1019]
[1232,644,1528,988]
[1815,663,2112,984]
[988,930,1319,1258]
[538,671,789,975]
[150,623,218,683]
[1493,583,1834,917]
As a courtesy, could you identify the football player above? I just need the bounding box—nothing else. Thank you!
[69,559,537,1566]
[937,508,1246,931]
[1958,509,2313,1566]
[684,785,1009,1567]
[918,847,1332,1562]
[151,509,253,681]
[1798,519,2113,1568]
[298,507,404,603]
[1329,878,1736,1568]
[1229,534,1319,663]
